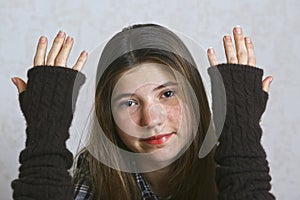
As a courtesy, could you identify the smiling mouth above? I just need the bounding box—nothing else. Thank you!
[141,133,174,145]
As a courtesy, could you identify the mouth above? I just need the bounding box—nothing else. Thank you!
[141,133,174,145]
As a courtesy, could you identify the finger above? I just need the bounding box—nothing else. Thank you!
[207,48,218,66]
[33,36,48,66]
[72,51,88,71]
[262,76,273,93]
[11,77,27,93]
[233,26,248,65]
[244,37,256,66]
[54,36,74,67]
[223,35,238,64]
[46,31,66,66]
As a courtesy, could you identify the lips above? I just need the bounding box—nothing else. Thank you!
[142,133,174,145]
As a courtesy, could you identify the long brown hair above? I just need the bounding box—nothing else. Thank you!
[76,24,217,199]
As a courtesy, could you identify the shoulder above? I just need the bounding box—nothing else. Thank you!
[73,150,94,199]
[73,150,92,183]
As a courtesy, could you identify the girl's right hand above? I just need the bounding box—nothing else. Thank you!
[11,30,88,93]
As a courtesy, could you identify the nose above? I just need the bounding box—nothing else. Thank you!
[139,103,166,128]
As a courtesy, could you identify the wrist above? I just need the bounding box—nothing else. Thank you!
[208,64,268,126]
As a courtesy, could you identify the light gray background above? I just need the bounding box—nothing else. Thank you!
[1,0,299,199]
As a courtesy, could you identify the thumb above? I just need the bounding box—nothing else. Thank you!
[11,77,27,93]
[262,76,273,93]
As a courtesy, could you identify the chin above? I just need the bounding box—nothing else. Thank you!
[147,142,186,163]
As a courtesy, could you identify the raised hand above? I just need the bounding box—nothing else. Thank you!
[207,26,273,92]
[11,31,88,93]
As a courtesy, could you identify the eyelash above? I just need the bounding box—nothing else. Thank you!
[161,90,175,99]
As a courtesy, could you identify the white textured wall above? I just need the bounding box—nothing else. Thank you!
[1,0,299,199]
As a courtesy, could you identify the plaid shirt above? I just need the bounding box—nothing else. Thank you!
[73,153,170,200]
[74,173,171,200]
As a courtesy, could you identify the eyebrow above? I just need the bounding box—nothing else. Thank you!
[112,81,178,102]
[153,81,178,91]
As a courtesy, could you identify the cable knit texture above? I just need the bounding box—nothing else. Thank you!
[11,66,86,200]
[11,64,275,199]
[208,64,275,200]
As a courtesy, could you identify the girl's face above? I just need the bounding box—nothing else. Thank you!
[111,63,191,162]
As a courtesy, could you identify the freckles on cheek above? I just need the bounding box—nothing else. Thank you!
[166,104,182,123]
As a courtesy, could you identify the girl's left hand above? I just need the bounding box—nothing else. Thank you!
[207,26,273,93]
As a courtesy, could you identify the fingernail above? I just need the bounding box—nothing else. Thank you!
[11,78,17,86]
[234,26,242,34]
[67,36,73,42]
[269,77,273,83]
[208,48,214,54]
[82,50,88,56]
[40,36,46,43]
[224,35,231,41]
[57,31,64,37]
[245,37,251,43]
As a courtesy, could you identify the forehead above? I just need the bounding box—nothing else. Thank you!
[113,63,176,93]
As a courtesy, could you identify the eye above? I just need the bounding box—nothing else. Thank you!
[122,99,138,107]
[162,90,175,98]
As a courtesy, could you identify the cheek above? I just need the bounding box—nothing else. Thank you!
[112,108,135,131]
[114,115,128,134]
[166,103,182,124]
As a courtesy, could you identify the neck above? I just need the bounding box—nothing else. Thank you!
[143,165,172,198]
